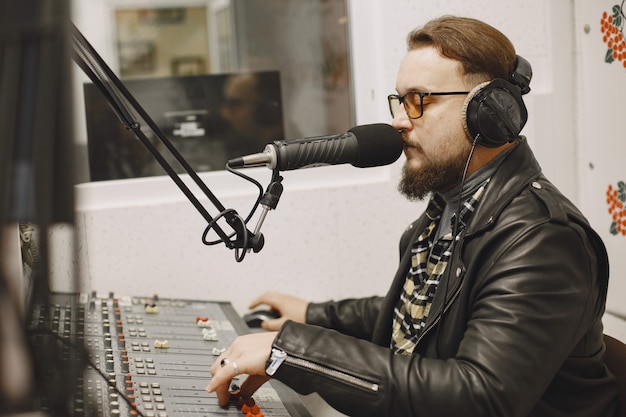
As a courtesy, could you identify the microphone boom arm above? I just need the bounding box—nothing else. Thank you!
[70,24,260,259]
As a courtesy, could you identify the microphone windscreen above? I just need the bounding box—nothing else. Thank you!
[348,124,404,168]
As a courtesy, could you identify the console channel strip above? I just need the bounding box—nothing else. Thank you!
[31,292,311,417]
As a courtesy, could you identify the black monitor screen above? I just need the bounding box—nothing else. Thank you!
[83,71,284,181]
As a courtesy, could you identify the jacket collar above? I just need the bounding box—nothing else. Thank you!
[464,137,543,236]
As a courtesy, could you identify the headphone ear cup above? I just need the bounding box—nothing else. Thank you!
[462,79,528,148]
[461,81,490,141]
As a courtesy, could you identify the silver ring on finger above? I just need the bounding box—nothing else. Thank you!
[220,358,230,367]
[231,361,239,375]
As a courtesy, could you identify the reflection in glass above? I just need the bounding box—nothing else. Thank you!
[79,0,352,181]
[83,71,284,180]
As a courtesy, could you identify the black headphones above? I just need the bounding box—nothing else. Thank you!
[461,55,532,148]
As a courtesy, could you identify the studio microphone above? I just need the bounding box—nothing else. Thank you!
[227,123,404,171]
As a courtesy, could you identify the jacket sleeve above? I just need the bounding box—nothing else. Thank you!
[305,296,384,340]
[268,219,611,417]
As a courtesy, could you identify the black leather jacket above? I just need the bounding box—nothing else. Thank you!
[269,139,619,417]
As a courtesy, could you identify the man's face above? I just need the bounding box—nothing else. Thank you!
[220,74,260,142]
[392,46,474,201]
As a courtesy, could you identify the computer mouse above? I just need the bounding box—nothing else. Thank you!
[243,309,281,328]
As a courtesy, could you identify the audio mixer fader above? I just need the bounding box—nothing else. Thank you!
[32,292,310,417]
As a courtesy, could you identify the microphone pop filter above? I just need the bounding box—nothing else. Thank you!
[348,123,404,168]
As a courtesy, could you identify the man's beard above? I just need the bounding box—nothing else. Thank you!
[398,147,470,201]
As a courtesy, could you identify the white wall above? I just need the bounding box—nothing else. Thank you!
[61,0,625,337]
[573,0,626,334]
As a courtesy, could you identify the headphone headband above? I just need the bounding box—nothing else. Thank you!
[510,55,532,95]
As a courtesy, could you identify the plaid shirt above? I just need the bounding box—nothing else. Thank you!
[391,179,490,355]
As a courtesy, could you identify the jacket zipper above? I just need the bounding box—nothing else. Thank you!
[416,282,464,345]
[267,348,379,392]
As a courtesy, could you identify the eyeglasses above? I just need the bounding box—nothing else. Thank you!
[387,91,470,119]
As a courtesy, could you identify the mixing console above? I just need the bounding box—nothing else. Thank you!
[29,292,310,417]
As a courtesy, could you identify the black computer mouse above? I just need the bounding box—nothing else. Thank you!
[243,309,281,328]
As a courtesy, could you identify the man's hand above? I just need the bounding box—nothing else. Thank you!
[206,331,277,407]
[248,291,308,331]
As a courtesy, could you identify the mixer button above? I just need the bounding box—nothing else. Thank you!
[145,305,159,314]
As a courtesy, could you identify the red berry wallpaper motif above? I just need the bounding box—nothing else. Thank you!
[606,182,626,236]
[601,2,626,69]
[601,4,625,238]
